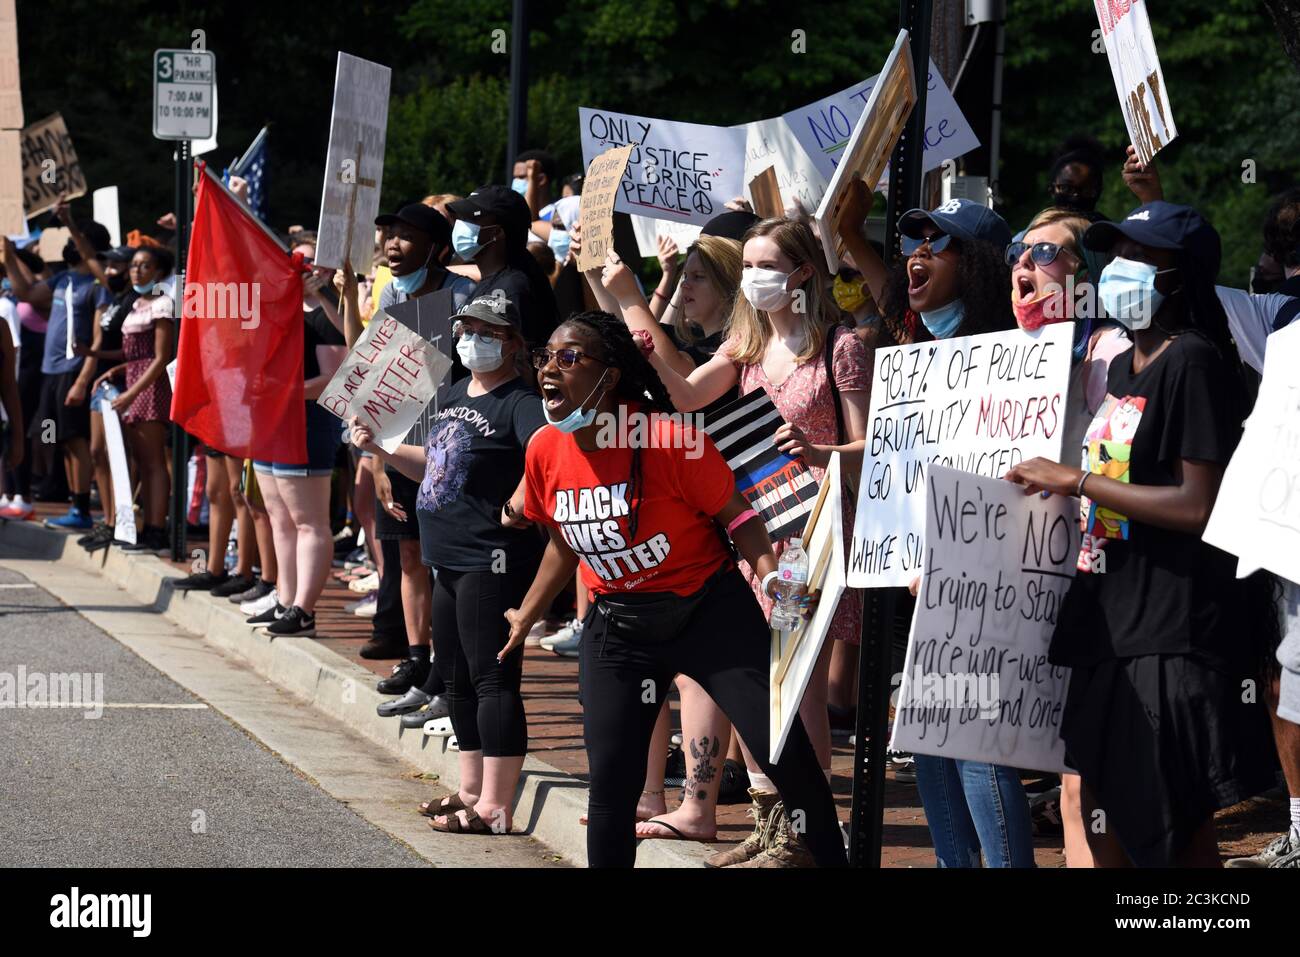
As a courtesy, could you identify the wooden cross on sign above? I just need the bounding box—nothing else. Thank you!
[340,140,378,267]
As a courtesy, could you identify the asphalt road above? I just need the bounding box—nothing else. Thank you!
[0,562,429,868]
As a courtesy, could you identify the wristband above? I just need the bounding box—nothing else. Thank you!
[652,290,669,302]
[631,328,655,357]
[761,569,780,599]
[1076,471,1090,497]
[726,508,759,535]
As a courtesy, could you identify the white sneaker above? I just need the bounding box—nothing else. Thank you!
[348,571,380,594]
[540,617,581,651]
[240,588,279,616]
[347,593,378,618]
[0,495,10,510]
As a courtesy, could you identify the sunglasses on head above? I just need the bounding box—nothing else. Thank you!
[900,233,955,256]
[530,347,606,371]
[1004,241,1076,268]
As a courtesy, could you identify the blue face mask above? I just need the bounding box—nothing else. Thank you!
[391,244,436,295]
[1097,256,1175,331]
[544,370,609,433]
[919,299,965,339]
[1,278,10,292]
[452,219,497,261]
[132,281,155,295]
[511,177,529,196]
[548,229,572,262]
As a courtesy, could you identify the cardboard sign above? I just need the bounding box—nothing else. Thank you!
[736,116,830,215]
[747,165,783,220]
[782,54,978,184]
[579,107,747,228]
[317,312,451,453]
[383,288,458,446]
[770,452,847,762]
[812,29,915,272]
[36,225,69,264]
[576,144,634,271]
[316,53,391,271]
[0,128,22,235]
[890,466,1075,773]
[1093,0,1177,165]
[703,387,820,542]
[21,113,87,217]
[1203,321,1300,584]
[0,0,22,130]
[848,323,1073,588]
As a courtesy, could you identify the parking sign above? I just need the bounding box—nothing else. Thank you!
[153,49,215,141]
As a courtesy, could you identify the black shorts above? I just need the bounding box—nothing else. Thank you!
[375,467,421,541]
[36,370,91,443]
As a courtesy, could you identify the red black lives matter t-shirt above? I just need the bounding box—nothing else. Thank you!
[523,407,736,597]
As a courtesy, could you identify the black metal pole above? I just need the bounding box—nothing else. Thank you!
[505,0,529,181]
[848,0,933,869]
[169,140,192,561]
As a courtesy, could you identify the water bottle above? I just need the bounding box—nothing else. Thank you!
[769,537,809,633]
[224,534,238,572]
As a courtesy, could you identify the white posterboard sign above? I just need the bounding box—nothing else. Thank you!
[152,49,215,141]
[94,384,137,546]
[889,466,1075,773]
[770,452,846,763]
[631,214,702,259]
[1203,321,1300,584]
[1093,0,1177,166]
[737,116,830,216]
[848,323,1073,588]
[579,107,747,228]
[93,186,120,248]
[316,52,391,271]
[781,57,978,184]
[317,311,451,453]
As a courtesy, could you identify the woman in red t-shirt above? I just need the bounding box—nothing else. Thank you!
[501,311,846,869]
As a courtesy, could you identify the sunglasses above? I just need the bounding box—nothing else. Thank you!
[452,321,510,343]
[900,233,955,256]
[530,347,607,371]
[1004,241,1077,268]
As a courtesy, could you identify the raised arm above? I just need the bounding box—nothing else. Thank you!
[647,346,738,413]
[834,180,889,306]
[599,249,696,379]
[2,237,51,312]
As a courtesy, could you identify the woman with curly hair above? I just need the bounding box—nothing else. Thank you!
[499,310,846,869]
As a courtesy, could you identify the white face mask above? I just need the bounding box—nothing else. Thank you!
[456,333,506,372]
[741,266,796,312]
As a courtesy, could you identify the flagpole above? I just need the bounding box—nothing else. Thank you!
[169,139,192,562]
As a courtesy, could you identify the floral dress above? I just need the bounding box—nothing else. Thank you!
[725,324,870,644]
[120,294,174,424]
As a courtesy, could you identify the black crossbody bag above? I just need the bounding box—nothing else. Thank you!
[595,562,732,645]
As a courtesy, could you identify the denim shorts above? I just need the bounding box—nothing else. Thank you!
[253,404,343,478]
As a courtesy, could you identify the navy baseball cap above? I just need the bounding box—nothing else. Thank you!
[898,199,1012,250]
[103,245,137,263]
[375,203,452,250]
[1083,201,1221,276]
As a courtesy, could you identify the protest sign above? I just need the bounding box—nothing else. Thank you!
[93,186,121,247]
[781,54,978,184]
[576,144,634,271]
[21,113,86,217]
[318,312,451,453]
[579,107,747,228]
[0,129,22,235]
[92,383,137,546]
[630,214,701,259]
[1203,321,1300,584]
[1093,0,1177,166]
[316,53,390,271]
[812,29,915,272]
[748,165,782,220]
[703,388,820,542]
[770,452,847,763]
[0,0,22,130]
[383,288,458,446]
[889,466,1075,773]
[737,116,830,215]
[849,323,1073,588]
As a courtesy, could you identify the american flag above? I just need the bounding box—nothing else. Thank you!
[702,388,820,542]
[230,126,269,222]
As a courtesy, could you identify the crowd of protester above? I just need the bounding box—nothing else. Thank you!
[3,132,1299,871]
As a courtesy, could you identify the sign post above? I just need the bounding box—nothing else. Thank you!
[153,49,211,559]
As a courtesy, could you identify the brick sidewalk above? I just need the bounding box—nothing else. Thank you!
[21,499,1288,867]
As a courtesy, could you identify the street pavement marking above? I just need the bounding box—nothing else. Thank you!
[0,583,36,589]
[13,702,209,709]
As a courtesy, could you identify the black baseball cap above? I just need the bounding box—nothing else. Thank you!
[375,203,452,250]
[455,294,520,329]
[103,245,137,263]
[77,220,113,253]
[898,199,1012,250]
[702,209,760,242]
[448,185,531,235]
[1083,201,1222,276]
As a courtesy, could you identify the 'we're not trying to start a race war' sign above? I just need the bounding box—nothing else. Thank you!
[579,107,747,228]
[848,324,1073,589]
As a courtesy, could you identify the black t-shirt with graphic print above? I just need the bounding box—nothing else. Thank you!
[415,375,547,573]
[1050,333,1245,668]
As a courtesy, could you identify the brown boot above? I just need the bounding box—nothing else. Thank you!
[704,788,780,868]
[731,803,816,868]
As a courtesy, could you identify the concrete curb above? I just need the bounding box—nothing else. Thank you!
[0,518,712,868]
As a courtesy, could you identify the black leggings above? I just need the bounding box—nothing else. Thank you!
[425,564,530,756]
[581,567,847,868]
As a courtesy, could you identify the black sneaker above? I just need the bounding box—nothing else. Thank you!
[121,527,170,554]
[360,636,408,660]
[265,605,316,637]
[664,745,687,788]
[77,522,109,547]
[229,578,273,604]
[211,573,256,598]
[717,758,749,805]
[172,569,229,591]
[246,602,286,626]
[376,656,430,695]
[80,523,114,552]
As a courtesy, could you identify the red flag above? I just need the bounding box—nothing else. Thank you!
[170,170,308,463]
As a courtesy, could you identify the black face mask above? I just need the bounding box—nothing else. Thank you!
[106,273,128,293]
[63,241,81,266]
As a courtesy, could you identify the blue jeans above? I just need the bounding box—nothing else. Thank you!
[914,755,1035,867]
